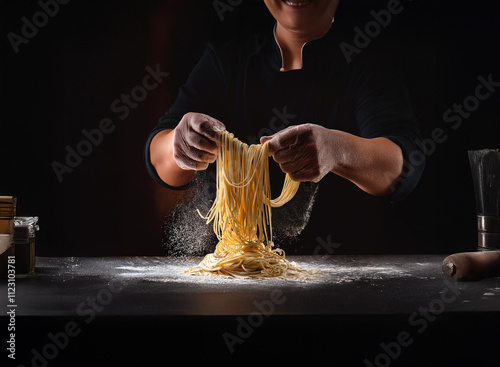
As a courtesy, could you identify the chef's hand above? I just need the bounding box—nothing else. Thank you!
[260,123,339,183]
[260,123,405,196]
[172,112,226,171]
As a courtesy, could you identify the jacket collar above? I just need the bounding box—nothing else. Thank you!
[270,19,337,72]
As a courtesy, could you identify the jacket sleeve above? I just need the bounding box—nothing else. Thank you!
[144,44,227,190]
[354,59,425,203]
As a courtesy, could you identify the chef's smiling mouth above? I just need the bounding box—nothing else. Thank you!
[281,0,314,8]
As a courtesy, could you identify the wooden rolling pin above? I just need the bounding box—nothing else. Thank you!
[442,251,500,281]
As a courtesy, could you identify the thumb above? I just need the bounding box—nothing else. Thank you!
[260,134,279,156]
[260,135,274,144]
[210,118,226,133]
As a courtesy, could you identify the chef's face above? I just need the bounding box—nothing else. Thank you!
[263,0,340,35]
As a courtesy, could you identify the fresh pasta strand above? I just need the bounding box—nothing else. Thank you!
[186,130,318,280]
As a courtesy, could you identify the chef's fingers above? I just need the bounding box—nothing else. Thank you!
[188,113,226,142]
[261,126,301,156]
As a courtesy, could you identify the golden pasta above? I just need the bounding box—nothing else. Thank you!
[186,130,316,279]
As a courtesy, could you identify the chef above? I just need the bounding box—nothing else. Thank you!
[145,0,425,253]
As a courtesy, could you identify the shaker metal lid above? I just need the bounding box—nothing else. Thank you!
[478,215,500,233]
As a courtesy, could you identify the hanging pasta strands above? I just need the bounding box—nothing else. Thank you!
[186,130,317,279]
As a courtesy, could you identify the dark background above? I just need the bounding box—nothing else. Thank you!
[1,0,499,256]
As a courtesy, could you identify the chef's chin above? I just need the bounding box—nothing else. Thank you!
[263,0,338,33]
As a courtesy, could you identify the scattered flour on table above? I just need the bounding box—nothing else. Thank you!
[113,257,412,287]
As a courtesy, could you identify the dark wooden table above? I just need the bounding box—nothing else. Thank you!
[2,255,500,366]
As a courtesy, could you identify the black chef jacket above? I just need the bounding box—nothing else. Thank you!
[145,21,425,255]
